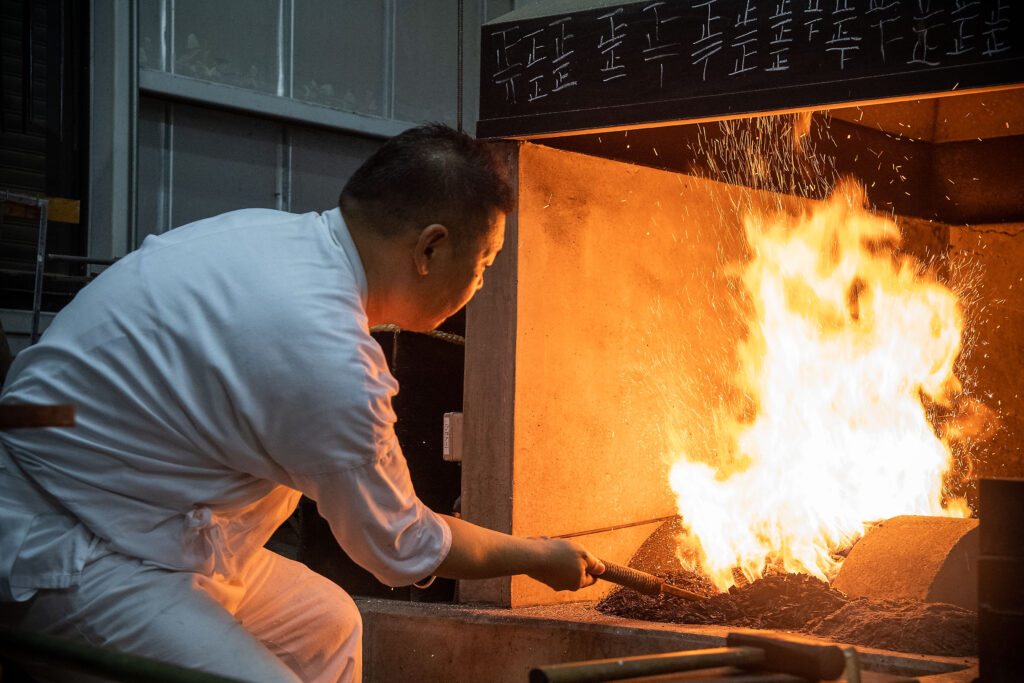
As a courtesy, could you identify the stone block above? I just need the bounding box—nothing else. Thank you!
[832,515,979,610]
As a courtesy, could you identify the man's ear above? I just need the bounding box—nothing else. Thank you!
[414,224,449,276]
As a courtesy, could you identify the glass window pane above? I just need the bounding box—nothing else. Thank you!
[168,103,280,229]
[394,1,458,125]
[138,0,165,70]
[173,0,280,94]
[292,1,385,116]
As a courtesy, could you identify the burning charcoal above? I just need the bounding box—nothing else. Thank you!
[596,570,976,657]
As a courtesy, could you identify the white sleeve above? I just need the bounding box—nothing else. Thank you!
[238,286,451,586]
[289,437,452,588]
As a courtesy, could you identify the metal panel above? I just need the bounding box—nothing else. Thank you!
[288,126,382,215]
[138,69,413,140]
[135,99,390,239]
[477,0,1024,139]
[88,0,135,263]
[137,0,164,71]
[167,102,280,229]
[394,0,459,125]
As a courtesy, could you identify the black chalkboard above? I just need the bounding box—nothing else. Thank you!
[478,0,1023,138]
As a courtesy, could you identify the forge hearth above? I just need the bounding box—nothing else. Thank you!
[358,599,978,683]
[358,507,1004,680]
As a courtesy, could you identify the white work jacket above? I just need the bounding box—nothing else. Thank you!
[0,208,451,601]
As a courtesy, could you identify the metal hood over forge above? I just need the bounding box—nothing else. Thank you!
[478,0,1022,138]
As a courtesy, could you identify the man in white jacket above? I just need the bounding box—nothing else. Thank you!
[0,124,603,682]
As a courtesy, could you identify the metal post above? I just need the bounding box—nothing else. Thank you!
[31,197,49,344]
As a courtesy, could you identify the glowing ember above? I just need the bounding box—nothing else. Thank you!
[669,181,970,592]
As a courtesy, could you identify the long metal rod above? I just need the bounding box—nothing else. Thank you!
[530,646,767,683]
[46,254,118,266]
[552,514,679,539]
[681,676,806,683]
[0,191,46,205]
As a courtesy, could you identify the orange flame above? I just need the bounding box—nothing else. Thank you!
[669,181,970,591]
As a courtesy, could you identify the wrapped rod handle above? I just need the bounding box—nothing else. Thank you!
[596,561,663,596]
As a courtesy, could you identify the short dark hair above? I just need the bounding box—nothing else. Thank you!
[339,123,512,245]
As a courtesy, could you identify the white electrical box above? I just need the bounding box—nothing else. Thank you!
[442,412,463,463]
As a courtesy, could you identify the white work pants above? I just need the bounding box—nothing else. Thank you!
[0,545,361,683]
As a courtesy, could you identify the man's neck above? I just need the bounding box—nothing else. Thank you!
[342,208,400,328]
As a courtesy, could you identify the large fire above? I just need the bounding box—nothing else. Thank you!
[669,181,971,591]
